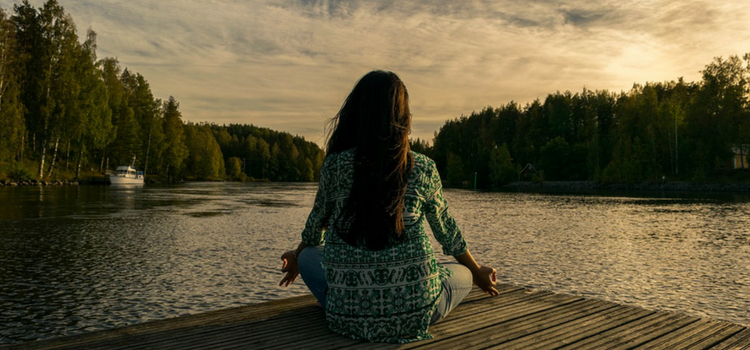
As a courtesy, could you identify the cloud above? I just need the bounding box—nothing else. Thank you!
[2,0,750,145]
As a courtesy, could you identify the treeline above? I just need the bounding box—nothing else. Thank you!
[424,55,750,188]
[0,0,324,182]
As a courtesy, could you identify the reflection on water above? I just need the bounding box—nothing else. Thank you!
[447,190,750,330]
[0,183,316,343]
[0,184,749,344]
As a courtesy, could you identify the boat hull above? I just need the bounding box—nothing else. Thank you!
[109,175,144,185]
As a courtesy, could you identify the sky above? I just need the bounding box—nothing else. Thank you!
[4,0,750,146]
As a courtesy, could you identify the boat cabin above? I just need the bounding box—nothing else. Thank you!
[115,166,138,177]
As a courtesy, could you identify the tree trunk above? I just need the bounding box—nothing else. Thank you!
[38,148,46,179]
[19,133,25,162]
[144,129,152,176]
[65,140,71,170]
[38,138,46,179]
[100,154,105,173]
[667,127,673,175]
[0,30,8,116]
[76,147,84,179]
[47,136,60,179]
[39,50,55,180]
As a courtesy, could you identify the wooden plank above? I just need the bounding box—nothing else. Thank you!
[634,319,747,350]
[115,287,525,350]
[431,290,555,330]
[331,288,557,350]
[555,312,700,350]
[194,319,335,350]
[492,305,654,349]
[708,327,750,350]
[5,285,750,350]
[335,294,576,350]
[428,293,578,337]
[461,284,524,303]
[6,295,318,350]
[107,308,325,350]
[215,287,530,350]
[407,299,612,349]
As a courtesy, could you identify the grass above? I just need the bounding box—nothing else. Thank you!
[0,158,106,183]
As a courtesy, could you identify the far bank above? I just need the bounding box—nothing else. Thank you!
[499,180,750,193]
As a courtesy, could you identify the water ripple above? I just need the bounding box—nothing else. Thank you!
[1,184,748,344]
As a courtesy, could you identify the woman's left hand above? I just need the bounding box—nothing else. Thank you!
[279,250,299,287]
[472,265,499,296]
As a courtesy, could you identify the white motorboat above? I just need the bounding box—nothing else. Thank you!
[109,166,144,185]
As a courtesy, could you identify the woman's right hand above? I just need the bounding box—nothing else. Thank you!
[472,265,499,296]
[279,250,300,287]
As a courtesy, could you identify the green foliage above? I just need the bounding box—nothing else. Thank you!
[162,96,188,178]
[540,137,569,181]
[3,1,749,186]
[8,166,33,181]
[0,1,325,183]
[410,138,432,159]
[446,152,465,186]
[211,123,324,182]
[226,157,244,181]
[488,144,516,186]
[0,9,25,164]
[601,136,645,183]
[184,123,224,180]
[429,54,750,188]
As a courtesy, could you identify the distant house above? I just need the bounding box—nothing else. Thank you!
[519,163,539,180]
[732,144,749,169]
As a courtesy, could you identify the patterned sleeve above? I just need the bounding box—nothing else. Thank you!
[422,159,468,256]
[300,157,331,246]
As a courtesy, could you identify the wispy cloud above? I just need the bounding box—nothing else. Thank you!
[3,0,750,144]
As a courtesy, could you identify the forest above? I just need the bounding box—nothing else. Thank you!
[420,54,750,188]
[2,1,749,188]
[0,0,325,183]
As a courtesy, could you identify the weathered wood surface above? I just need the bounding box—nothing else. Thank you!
[4,284,749,350]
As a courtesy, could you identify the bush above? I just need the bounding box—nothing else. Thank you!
[8,167,34,181]
[489,144,517,186]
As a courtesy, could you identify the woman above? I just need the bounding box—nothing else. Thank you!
[279,70,498,343]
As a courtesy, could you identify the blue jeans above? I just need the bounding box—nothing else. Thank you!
[297,246,473,324]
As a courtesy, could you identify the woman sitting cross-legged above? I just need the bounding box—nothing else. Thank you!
[279,70,498,343]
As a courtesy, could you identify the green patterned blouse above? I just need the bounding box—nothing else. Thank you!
[301,149,467,343]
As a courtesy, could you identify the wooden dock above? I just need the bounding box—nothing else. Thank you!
[5,284,750,350]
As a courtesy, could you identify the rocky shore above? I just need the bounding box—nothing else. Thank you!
[0,179,81,187]
[4,178,749,193]
[0,177,185,187]
[502,180,750,193]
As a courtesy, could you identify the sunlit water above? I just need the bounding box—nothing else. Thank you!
[1,183,748,344]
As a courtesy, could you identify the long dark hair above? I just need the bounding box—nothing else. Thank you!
[326,70,414,250]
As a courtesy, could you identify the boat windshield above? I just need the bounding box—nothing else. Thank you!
[116,168,136,175]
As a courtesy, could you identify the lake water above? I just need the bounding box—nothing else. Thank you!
[1,183,749,344]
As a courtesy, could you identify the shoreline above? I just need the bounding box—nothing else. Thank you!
[4,178,750,194]
[500,180,750,193]
[0,178,187,187]
[0,179,83,187]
